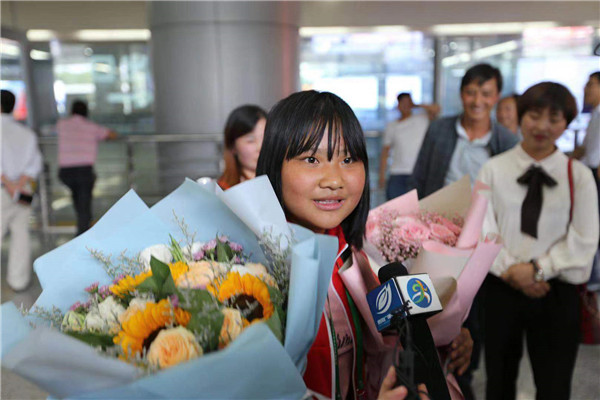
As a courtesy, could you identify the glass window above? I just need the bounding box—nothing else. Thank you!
[0,38,28,122]
[437,26,599,152]
[300,29,435,131]
[51,41,154,133]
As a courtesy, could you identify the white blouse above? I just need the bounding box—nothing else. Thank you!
[478,144,599,284]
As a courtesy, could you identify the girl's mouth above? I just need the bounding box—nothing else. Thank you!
[313,199,344,211]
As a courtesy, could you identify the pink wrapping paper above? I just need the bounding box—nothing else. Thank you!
[365,176,502,347]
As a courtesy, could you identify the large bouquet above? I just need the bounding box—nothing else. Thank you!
[1,176,338,399]
[364,176,503,346]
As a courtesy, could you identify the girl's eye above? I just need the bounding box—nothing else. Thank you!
[304,156,318,164]
[342,157,353,164]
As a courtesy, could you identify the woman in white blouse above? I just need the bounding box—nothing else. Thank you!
[477,82,599,400]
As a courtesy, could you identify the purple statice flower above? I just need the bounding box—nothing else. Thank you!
[203,239,217,251]
[233,256,242,264]
[218,235,229,242]
[112,274,126,284]
[98,285,111,299]
[169,294,180,308]
[193,250,205,261]
[69,301,83,311]
[84,282,99,293]
[229,242,243,252]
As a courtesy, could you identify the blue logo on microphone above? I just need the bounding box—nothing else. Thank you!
[407,278,432,308]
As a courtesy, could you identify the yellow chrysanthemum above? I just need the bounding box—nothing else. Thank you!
[110,271,152,297]
[110,262,189,298]
[207,272,274,324]
[113,299,190,357]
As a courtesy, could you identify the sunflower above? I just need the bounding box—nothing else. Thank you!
[110,262,189,298]
[110,271,152,297]
[113,298,191,357]
[207,272,274,324]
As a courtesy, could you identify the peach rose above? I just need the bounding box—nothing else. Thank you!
[147,326,202,369]
[219,308,245,349]
[176,261,226,289]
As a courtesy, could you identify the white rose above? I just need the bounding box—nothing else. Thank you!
[97,296,126,333]
[84,310,108,332]
[139,244,173,271]
[61,311,86,332]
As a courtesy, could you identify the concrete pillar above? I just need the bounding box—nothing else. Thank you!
[149,1,299,190]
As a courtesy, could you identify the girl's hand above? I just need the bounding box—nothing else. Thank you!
[448,327,473,376]
[378,366,429,400]
[501,262,535,290]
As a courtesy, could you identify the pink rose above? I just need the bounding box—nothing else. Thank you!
[429,223,457,245]
[396,216,431,245]
[439,218,462,235]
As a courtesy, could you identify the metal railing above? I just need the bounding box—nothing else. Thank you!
[36,134,224,239]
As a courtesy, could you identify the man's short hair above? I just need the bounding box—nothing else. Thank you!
[71,100,88,117]
[590,71,600,82]
[460,63,503,93]
[1,90,16,114]
[397,92,412,102]
[517,81,578,125]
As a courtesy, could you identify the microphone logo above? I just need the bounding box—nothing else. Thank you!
[407,278,432,308]
[375,283,393,315]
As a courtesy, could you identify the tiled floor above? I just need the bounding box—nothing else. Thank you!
[2,233,600,400]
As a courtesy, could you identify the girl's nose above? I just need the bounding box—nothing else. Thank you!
[319,164,343,190]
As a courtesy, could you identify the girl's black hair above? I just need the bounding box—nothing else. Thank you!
[256,90,370,249]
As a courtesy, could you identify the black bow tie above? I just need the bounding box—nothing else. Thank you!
[517,165,557,238]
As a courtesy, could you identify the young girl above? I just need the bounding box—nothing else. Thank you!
[478,82,599,400]
[256,90,419,400]
[218,105,267,190]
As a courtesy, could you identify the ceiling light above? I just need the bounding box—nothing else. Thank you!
[74,30,151,42]
[27,30,56,41]
[432,21,558,36]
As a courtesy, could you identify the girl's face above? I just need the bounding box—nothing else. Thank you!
[520,107,567,159]
[233,117,266,178]
[281,133,365,234]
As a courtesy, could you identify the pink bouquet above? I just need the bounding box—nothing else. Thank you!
[363,176,503,346]
[367,210,463,263]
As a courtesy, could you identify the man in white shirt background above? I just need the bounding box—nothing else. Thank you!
[0,90,43,292]
[378,92,439,200]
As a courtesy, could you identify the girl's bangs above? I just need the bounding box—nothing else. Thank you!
[285,112,365,162]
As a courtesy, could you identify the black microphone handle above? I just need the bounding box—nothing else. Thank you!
[409,316,451,400]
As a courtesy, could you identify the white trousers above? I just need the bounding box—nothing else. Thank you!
[1,189,32,290]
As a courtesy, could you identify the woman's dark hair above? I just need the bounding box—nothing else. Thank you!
[460,63,503,93]
[219,104,267,188]
[517,82,578,125]
[256,90,370,249]
[71,100,88,117]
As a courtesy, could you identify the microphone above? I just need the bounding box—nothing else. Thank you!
[368,262,451,400]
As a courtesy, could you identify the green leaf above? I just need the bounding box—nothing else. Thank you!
[65,331,115,349]
[137,276,160,293]
[170,235,185,263]
[187,310,224,352]
[264,311,283,343]
[177,289,219,312]
[150,256,170,281]
[216,239,233,262]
